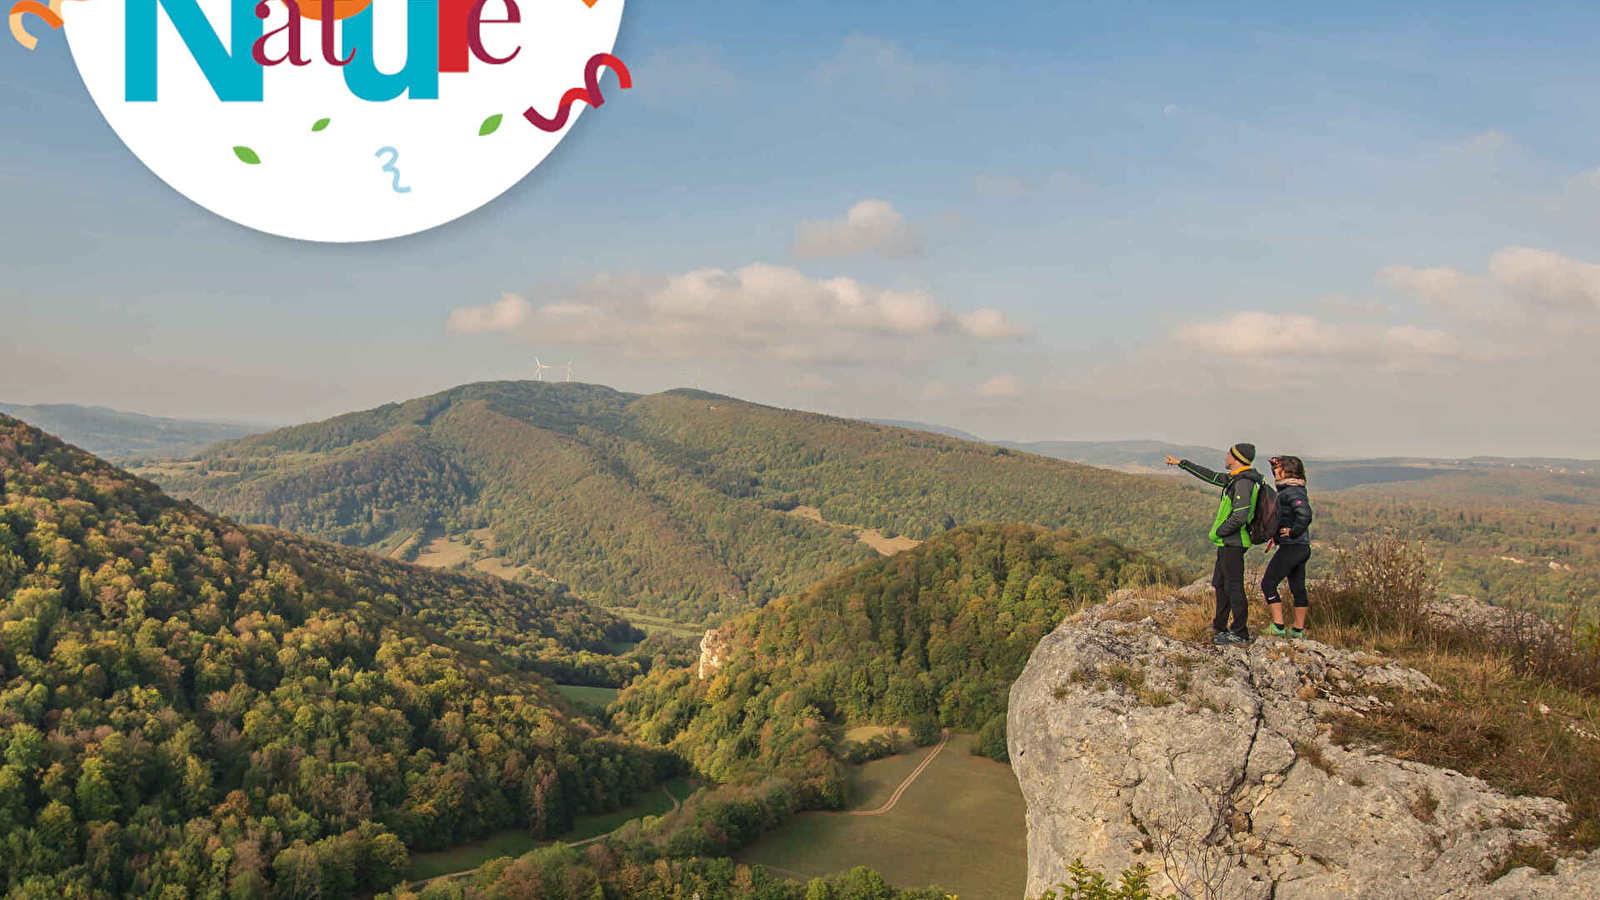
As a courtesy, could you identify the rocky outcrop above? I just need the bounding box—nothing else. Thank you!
[1008,597,1598,900]
[697,626,729,680]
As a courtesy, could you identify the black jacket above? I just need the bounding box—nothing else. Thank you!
[1275,482,1313,545]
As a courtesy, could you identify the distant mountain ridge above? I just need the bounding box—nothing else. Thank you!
[863,418,987,442]
[1000,438,1222,470]
[0,401,269,460]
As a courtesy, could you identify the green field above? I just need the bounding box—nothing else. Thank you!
[404,778,691,881]
[554,683,621,706]
[737,735,1026,900]
[843,724,907,745]
[604,606,705,637]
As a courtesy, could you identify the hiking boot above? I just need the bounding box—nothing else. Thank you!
[1268,623,1289,638]
[1289,628,1305,641]
[1212,631,1250,646]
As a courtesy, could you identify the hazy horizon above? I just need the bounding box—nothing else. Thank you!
[6,381,1597,463]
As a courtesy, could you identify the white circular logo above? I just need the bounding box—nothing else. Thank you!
[57,0,626,242]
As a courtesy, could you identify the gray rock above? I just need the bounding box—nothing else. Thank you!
[1008,598,1599,900]
[697,627,729,680]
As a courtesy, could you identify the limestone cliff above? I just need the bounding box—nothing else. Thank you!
[1007,595,1598,900]
[697,626,729,680]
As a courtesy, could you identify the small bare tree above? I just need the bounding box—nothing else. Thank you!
[1146,815,1238,900]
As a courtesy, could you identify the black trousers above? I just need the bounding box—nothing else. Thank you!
[1262,543,1311,608]
[1211,546,1248,637]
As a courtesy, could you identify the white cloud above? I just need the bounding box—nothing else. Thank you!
[1163,103,1180,117]
[958,308,1032,340]
[976,374,1024,398]
[1173,311,1467,374]
[1382,246,1600,332]
[793,200,922,259]
[815,35,949,101]
[445,293,530,335]
[1487,246,1600,311]
[447,264,1027,364]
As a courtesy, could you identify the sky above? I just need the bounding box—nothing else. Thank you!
[4,0,1600,457]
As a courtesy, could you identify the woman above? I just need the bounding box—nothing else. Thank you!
[1261,455,1313,638]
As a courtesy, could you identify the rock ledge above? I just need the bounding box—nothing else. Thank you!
[1008,597,1597,900]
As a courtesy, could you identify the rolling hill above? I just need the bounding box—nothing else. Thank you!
[609,524,1184,781]
[142,382,1220,623]
[0,402,269,461]
[0,414,674,899]
[139,381,1600,624]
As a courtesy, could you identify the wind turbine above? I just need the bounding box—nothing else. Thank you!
[564,360,574,382]
[533,357,553,381]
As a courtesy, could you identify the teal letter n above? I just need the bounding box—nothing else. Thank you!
[126,0,263,101]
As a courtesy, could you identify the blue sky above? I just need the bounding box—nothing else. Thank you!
[5,0,1600,456]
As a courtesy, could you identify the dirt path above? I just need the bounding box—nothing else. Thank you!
[406,785,684,889]
[843,730,948,817]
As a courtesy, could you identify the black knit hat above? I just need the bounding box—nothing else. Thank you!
[1230,442,1257,466]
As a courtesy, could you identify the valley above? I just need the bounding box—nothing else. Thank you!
[3,387,1597,900]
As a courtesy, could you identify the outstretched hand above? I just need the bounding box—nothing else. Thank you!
[1163,454,1181,466]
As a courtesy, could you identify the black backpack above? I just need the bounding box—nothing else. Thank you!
[1246,477,1280,546]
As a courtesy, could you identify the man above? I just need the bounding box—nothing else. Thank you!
[1165,443,1264,645]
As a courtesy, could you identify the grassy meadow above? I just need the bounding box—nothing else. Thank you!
[554,683,621,706]
[737,734,1026,900]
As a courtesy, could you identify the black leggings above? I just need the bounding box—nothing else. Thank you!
[1262,543,1311,609]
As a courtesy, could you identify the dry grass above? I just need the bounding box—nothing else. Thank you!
[1312,536,1600,852]
[1294,741,1338,777]
[1410,786,1439,824]
[1159,535,1600,854]
[1484,844,1558,882]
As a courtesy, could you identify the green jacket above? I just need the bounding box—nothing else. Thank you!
[1178,460,1262,548]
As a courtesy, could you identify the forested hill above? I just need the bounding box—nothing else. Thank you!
[610,524,1185,782]
[145,381,1215,623]
[0,415,674,900]
[0,402,266,461]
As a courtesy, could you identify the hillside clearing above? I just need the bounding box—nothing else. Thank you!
[786,505,922,556]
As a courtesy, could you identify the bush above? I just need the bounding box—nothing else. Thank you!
[908,715,941,746]
[975,714,1008,762]
[1031,860,1173,900]
[1324,530,1439,637]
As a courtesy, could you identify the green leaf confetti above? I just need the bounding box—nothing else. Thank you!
[311,118,331,132]
[479,114,503,136]
[232,146,261,165]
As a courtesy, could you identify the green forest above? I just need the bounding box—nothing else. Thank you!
[0,415,680,899]
[140,382,1600,626]
[610,524,1184,782]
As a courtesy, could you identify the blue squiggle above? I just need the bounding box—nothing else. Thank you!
[375,146,411,194]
